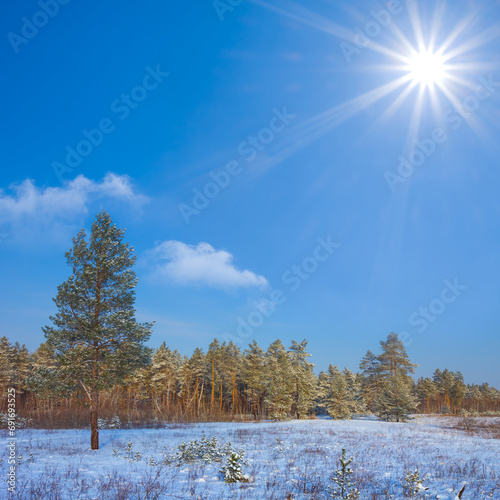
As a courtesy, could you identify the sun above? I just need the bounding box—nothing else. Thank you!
[406,50,447,87]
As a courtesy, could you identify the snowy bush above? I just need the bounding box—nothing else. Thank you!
[169,434,242,466]
[0,412,31,429]
[97,415,121,429]
[401,468,428,497]
[112,442,143,462]
[123,442,142,462]
[219,451,249,483]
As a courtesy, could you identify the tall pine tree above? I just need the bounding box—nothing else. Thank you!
[289,340,316,419]
[43,211,153,449]
[320,365,365,419]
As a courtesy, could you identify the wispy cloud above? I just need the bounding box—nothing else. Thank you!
[146,241,268,290]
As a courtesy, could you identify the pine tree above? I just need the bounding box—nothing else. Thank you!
[243,340,266,420]
[178,354,193,413]
[376,375,419,422]
[359,349,381,410]
[433,368,456,412]
[150,343,182,412]
[0,337,16,402]
[327,448,360,499]
[265,339,293,420]
[27,342,62,407]
[43,211,153,449]
[450,372,467,411]
[12,342,31,396]
[189,347,206,416]
[206,339,221,415]
[219,451,248,483]
[223,342,240,416]
[377,333,417,379]
[288,340,316,419]
[217,342,229,414]
[321,366,365,420]
[415,377,438,413]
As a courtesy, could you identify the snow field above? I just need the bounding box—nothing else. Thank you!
[1,416,499,499]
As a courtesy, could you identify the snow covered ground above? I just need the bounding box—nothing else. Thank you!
[2,416,499,499]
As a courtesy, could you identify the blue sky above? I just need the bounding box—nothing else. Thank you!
[1,0,499,386]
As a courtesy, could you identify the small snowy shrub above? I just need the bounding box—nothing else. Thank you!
[273,437,285,459]
[0,412,31,429]
[401,468,428,497]
[119,442,142,462]
[108,415,121,428]
[97,418,107,430]
[97,415,121,429]
[440,405,451,414]
[460,409,479,417]
[170,434,239,466]
[219,451,249,483]
[326,448,360,499]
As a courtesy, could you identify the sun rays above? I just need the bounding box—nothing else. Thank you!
[248,0,500,161]
[404,50,448,87]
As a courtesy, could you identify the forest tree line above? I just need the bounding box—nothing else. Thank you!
[1,332,499,427]
[2,213,498,440]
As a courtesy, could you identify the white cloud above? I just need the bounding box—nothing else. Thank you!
[0,172,147,224]
[147,241,268,289]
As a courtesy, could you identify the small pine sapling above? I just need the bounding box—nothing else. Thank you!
[219,451,249,483]
[327,448,360,499]
[401,468,428,497]
[122,442,141,462]
[273,437,285,459]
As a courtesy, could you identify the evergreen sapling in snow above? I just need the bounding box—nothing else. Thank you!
[401,468,428,497]
[219,451,249,483]
[327,448,360,499]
